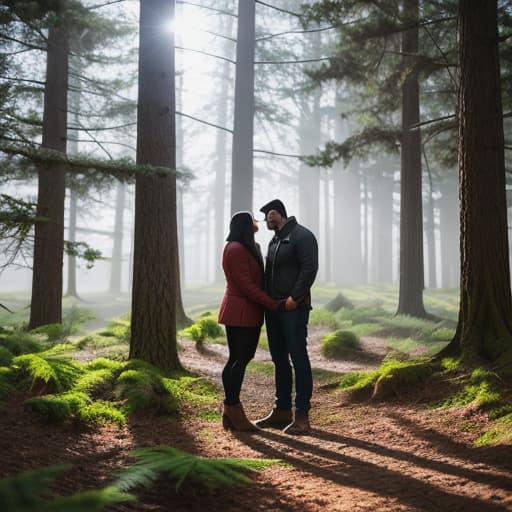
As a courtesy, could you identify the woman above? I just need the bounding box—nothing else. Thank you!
[218,211,280,431]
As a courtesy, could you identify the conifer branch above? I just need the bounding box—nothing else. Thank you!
[177,1,236,18]
[255,0,301,17]
[255,57,332,64]
[176,46,235,64]
[176,111,233,133]
[253,149,302,158]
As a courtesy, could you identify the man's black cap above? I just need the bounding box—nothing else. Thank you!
[260,199,287,218]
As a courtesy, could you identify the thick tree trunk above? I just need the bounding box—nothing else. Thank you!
[29,24,68,329]
[130,0,182,371]
[441,0,512,362]
[396,0,426,317]
[231,0,255,213]
[425,167,437,289]
[109,181,125,294]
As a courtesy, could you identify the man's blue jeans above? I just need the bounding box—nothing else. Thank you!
[265,306,312,412]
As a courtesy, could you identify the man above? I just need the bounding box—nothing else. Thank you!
[255,199,318,434]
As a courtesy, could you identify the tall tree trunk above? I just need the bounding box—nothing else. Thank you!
[66,189,78,297]
[231,0,255,213]
[214,13,234,282]
[424,156,437,289]
[372,168,394,283]
[440,0,512,362]
[396,0,426,317]
[439,175,459,288]
[29,23,68,329]
[130,0,182,371]
[109,181,125,294]
[323,168,332,282]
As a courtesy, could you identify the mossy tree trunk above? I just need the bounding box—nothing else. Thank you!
[29,22,68,329]
[396,0,426,318]
[440,0,512,362]
[130,0,182,372]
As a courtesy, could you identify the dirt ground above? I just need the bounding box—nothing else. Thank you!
[1,327,512,511]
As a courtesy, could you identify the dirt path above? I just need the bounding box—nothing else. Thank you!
[1,329,512,511]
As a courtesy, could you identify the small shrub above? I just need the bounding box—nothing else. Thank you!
[98,317,130,343]
[180,316,223,346]
[0,367,14,404]
[324,292,354,312]
[321,330,361,359]
[0,330,45,356]
[30,323,67,343]
[74,368,116,398]
[0,346,13,366]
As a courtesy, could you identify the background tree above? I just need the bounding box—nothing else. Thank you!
[129,0,182,371]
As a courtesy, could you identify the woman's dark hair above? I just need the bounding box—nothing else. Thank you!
[226,211,263,268]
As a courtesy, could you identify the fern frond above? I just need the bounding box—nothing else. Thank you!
[116,446,280,492]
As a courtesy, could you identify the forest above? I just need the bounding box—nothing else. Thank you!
[1,0,512,510]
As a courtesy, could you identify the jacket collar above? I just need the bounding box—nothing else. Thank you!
[275,216,297,239]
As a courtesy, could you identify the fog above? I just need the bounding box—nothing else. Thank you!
[0,0,463,301]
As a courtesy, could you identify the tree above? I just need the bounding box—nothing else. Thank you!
[396,0,426,317]
[440,0,512,362]
[129,0,182,371]
[29,17,68,329]
[230,0,256,213]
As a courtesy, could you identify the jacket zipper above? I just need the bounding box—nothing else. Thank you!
[271,238,282,295]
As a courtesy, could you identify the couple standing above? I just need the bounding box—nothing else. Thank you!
[218,199,318,435]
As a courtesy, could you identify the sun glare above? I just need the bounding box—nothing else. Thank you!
[166,8,212,48]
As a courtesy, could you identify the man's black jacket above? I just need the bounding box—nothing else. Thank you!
[264,217,318,304]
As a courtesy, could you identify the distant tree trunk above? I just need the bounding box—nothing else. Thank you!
[440,0,512,361]
[130,0,182,371]
[29,23,68,329]
[109,181,125,294]
[66,189,78,297]
[231,0,255,213]
[299,87,321,237]
[396,0,426,317]
[362,172,369,283]
[424,155,437,289]
[323,168,332,282]
[439,175,459,288]
[372,169,394,283]
[214,13,234,282]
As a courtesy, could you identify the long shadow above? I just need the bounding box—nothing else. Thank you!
[387,411,512,471]
[236,428,511,512]
[312,428,512,490]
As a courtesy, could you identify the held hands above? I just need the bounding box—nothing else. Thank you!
[285,296,298,311]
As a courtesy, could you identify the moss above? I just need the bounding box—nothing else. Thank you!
[321,330,361,359]
[338,370,379,391]
[74,368,117,398]
[85,357,125,373]
[163,375,220,407]
[114,361,178,415]
[11,354,83,393]
[27,391,91,422]
[246,361,275,376]
[475,413,512,446]
[80,400,126,426]
[373,360,435,400]
[0,367,14,404]
[98,316,130,343]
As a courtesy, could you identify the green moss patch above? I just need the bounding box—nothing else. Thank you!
[322,330,361,359]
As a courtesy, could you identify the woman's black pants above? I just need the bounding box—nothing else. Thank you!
[222,325,260,405]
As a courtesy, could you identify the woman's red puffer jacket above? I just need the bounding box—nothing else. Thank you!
[218,242,279,327]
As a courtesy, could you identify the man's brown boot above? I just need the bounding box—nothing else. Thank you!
[283,410,310,435]
[254,408,293,429]
[222,403,258,431]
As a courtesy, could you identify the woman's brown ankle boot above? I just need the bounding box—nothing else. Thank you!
[222,403,258,431]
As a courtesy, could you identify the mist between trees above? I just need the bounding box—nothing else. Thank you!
[1,0,512,365]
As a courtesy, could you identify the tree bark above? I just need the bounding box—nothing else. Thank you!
[396,0,426,317]
[441,0,512,362]
[130,0,182,371]
[29,23,68,329]
[230,0,255,214]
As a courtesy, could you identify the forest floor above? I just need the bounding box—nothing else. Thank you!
[1,323,512,511]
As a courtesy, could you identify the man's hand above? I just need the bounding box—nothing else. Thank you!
[285,296,298,311]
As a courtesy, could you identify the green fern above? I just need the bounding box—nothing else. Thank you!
[0,345,13,366]
[0,329,45,356]
[117,446,280,492]
[27,392,91,422]
[0,465,133,512]
[12,354,83,393]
